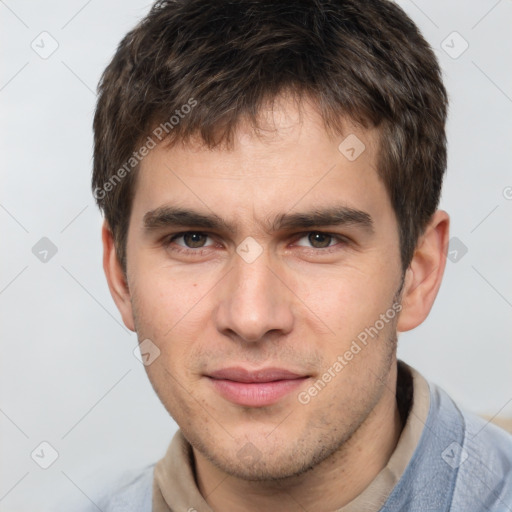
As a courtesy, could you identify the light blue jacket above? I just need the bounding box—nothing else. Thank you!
[93,382,512,511]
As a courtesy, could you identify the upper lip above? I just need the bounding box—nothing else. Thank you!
[207,367,308,383]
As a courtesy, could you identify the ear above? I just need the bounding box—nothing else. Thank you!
[397,210,450,332]
[102,221,136,332]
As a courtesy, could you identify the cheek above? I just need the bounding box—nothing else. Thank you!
[291,262,395,342]
[130,276,208,416]
[130,263,216,340]
[130,268,220,389]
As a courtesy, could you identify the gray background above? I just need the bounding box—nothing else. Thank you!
[1,0,511,510]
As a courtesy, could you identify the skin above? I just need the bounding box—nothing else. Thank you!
[103,94,449,511]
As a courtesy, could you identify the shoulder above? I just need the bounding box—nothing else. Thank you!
[453,408,512,510]
[431,383,512,511]
[93,464,154,512]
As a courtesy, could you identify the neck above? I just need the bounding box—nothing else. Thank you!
[194,365,402,512]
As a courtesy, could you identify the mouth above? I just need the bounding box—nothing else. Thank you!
[205,367,310,407]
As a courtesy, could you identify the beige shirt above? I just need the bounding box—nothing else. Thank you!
[152,361,430,512]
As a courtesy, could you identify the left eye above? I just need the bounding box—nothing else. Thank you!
[295,232,339,249]
[171,232,214,248]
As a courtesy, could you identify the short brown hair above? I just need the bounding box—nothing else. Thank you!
[92,0,448,272]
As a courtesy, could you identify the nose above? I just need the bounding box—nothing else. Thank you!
[214,251,294,343]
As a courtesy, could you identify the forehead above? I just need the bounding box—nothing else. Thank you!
[132,95,386,224]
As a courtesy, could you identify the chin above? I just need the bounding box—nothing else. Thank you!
[199,436,336,483]
[215,456,312,482]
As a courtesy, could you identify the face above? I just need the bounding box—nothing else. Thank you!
[121,96,406,480]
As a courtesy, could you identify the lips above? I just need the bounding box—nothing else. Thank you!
[208,367,306,383]
[206,367,309,407]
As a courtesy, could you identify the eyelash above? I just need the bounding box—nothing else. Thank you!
[163,231,350,256]
[163,232,217,256]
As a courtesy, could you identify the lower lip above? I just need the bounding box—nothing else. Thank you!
[207,377,308,407]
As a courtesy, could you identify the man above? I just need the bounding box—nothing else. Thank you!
[91,0,512,510]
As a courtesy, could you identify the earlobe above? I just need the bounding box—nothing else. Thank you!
[397,210,450,332]
[101,221,136,332]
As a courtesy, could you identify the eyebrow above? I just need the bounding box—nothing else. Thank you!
[272,208,374,233]
[143,205,374,235]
